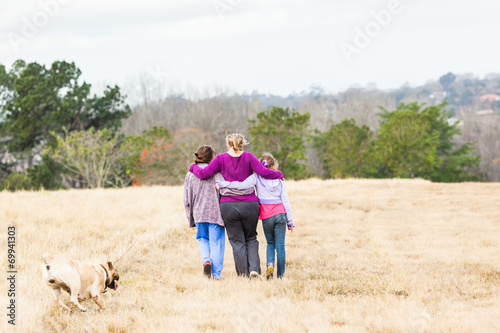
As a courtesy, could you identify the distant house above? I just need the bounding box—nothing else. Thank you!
[429,91,447,104]
[474,109,494,116]
[478,94,500,103]
[0,143,43,173]
[447,117,462,126]
[0,150,24,173]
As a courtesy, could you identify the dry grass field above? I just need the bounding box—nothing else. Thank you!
[1,179,500,332]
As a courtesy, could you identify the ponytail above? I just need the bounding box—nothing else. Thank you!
[226,133,248,152]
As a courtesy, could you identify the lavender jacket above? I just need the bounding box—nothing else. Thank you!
[189,152,283,203]
[183,163,254,228]
[218,174,294,227]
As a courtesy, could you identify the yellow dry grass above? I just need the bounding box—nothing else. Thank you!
[1,179,500,332]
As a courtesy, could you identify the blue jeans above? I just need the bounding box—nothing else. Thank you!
[195,223,225,279]
[262,213,287,278]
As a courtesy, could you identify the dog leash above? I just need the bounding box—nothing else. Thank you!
[114,238,139,264]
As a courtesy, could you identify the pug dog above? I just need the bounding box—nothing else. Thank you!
[42,254,119,312]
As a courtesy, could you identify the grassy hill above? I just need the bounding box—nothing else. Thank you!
[1,179,499,332]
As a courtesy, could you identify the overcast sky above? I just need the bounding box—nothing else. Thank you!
[1,0,499,97]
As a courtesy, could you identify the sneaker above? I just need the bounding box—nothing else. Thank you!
[266,264,274,280]
[249,271,260,279]
[203,261,212,278]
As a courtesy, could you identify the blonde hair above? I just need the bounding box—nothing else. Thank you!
[226,133,248,152]
[260,153,279,170]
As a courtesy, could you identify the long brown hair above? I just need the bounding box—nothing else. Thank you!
[194,145,216,164]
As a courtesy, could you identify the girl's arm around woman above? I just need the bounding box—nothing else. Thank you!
[218,174,257,190]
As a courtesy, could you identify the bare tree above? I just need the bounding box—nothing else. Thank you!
[457,115,500,181]
[48,129,128,188]
[121,76,265,153]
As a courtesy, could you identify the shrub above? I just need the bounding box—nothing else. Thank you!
[135,128,213,186]
[1,173,31,191]
[27,154,64,190]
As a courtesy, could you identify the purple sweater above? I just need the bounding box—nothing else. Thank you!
[189,152,284,202]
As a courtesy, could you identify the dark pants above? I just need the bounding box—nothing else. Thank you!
[219,201,261,276]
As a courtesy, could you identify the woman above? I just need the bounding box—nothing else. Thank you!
[184,145,253,279]
[188,134,283,277]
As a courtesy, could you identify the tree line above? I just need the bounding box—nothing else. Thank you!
[0,60,495,190]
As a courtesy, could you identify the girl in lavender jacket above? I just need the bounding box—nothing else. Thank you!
[216,154,294,279]
[184,145,254,279]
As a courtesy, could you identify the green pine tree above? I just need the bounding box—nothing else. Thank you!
[377,101,480,181]
[315,119,376,178]
[0,60,131,167]
[248,107,310,179]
